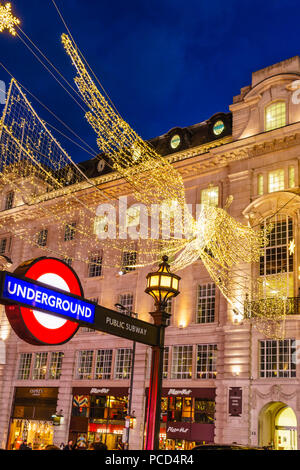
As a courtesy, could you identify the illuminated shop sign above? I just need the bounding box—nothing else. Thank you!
[2,273,95,323]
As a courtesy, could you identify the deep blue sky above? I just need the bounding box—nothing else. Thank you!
[0,0,300,161]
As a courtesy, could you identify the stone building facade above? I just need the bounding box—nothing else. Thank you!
[0,56,299,450]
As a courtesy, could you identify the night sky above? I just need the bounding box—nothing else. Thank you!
[1,0,300,162]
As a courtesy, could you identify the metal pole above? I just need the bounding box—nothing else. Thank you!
[114,304,137,450]
[144,309,169,450]
[125,334,136,450]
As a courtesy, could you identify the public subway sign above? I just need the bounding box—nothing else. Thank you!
[0,257,160,347]
[0,257,93,346]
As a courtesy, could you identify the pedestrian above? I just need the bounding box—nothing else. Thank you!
[59,442,65,450]
[19,440,30,450]
[63,440,74,450]
[89,442,108,451]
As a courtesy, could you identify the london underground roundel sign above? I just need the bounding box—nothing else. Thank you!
[5,257,82,345]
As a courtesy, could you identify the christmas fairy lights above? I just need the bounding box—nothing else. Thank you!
[0,6,292,339]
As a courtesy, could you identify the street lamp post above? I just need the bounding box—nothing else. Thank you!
[144,256,181,450]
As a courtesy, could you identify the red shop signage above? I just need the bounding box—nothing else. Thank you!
[88,423,124,433]
[145,388,215,399]
[72,387,129,396]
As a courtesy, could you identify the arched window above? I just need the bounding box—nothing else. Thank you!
[265,101,286,131]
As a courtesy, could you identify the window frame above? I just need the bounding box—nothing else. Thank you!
[264,100,287,132]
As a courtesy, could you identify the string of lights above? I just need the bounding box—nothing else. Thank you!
[0,2,294,338]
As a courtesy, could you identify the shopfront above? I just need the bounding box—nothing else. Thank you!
[7,387,58,450]
[146,387,215,450]
[69,387,128,450]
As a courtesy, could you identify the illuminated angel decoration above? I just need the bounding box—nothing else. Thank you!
[0,10,284,338]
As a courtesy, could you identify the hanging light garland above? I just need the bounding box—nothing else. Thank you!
[0,4,289,339]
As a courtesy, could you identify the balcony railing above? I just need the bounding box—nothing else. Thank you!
[244,297,300,318]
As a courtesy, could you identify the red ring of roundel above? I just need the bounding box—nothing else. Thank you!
[5,258,81,345]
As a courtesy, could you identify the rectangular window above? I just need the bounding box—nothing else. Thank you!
[196,284,216,323]
[268,169,284,193]
[201,186,219,207]
[163,347,169,379]
[122,251,137,272]
[196,344,217,379]
[288,166,295,188]
[17,353,32,380]
[4,191,14,210]
[257,174,264,195]
[37,229,48,247]
[76,350,94,379]
[171,345,193,379]
[118,293,134,315]
[48,352,64,380]
[32,352,48,380]
[260,215,293,276]
[88,254,102,277]
[64,222,76,241]
[260,339,296,378]
[265,101,286,131]
[95,349,113,379]
[0,238,7,254]
[114,348,132,379]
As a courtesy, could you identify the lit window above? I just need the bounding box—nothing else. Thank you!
[64,222,76,241]
[171,345,193,379]
[37,229,48,247]
[122,251,137,272]
[32,352,48,380]
[48,352,64,380]
[196,344,217,379]
[201,186,219,207]
[118,293,134,315]
[265,101,286,131]
[88,254,102,277]
[268,169,284,193]
[257,174,264,196]
[260,339,296,378]
[196,284,216,323]
[260,215,294,296]
[288,166,295,188]
[0,238,7,255]
[17,353,32,380]
[76,350,94,379]
[114,348,132,379]
[4,191,14,210]
[170,134,181,149]
[95,349,112,379]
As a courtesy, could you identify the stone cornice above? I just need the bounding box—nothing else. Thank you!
[1,126,300,221]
